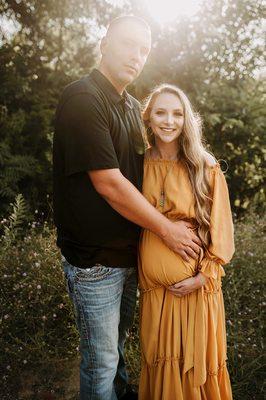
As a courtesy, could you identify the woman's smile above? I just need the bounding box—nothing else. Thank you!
[160,127,176,131]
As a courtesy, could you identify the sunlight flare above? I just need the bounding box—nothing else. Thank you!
[143,0,201,23]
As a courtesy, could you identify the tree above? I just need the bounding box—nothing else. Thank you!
[128,0,265,212]
[0,0,264,215]
[0,0,117,214]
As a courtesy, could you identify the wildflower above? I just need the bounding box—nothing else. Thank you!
[53,314,57,318]
[35,262,40,267]
[37,285,41,290]
[4,315,9,320]
[42,316,47,321]
[23,360,27,364]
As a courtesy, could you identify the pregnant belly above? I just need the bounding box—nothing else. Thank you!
[139,229,198,287]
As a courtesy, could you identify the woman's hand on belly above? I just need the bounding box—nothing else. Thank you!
[168,272,207,297]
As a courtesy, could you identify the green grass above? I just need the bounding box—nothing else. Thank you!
[0,212,265,399]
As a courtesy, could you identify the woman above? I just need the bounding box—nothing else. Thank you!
[138,84,234,399]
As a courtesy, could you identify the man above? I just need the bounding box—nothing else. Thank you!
[53,15,201,400]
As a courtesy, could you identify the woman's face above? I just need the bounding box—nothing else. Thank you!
[149,92,184,145]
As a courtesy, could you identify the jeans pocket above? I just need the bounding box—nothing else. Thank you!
[75,264,113,282]
[62,261,74,294]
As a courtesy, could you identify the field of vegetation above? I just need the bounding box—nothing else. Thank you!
[0,196,265,399]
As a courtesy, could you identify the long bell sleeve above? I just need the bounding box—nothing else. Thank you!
[198,164,235,280]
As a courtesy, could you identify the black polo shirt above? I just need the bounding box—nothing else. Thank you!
[53,69,145,268]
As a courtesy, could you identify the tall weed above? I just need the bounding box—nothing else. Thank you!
[0,207,264,399]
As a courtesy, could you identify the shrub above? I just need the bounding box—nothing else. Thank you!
[0,201,264,399]
[223,213,265,399]
[0,199,79,398]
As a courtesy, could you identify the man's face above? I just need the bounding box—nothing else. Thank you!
[101,20,151,89]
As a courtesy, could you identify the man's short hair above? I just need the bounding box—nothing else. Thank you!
[106,15,151,37]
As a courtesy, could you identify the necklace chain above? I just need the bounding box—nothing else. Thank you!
[159,163,175,208]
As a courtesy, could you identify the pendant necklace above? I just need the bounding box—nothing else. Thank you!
[159,163,175,209]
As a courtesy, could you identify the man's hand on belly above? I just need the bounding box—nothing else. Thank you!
[162,220,202,262]
[168,273,207,297]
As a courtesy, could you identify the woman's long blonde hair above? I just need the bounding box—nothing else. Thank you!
[142,84,215,247]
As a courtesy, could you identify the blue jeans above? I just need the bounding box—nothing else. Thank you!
[62,257,137,400]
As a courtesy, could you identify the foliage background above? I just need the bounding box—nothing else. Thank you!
[0,0,265,399]
[0,0,265,216]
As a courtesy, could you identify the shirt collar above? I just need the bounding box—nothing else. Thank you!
[91,68,133,110]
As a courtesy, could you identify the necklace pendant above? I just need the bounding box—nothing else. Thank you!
[159,191,165,208]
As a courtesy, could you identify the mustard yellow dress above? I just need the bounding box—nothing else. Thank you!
[138,158,235,400]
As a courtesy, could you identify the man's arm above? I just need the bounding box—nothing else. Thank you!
[89,168,201,261]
